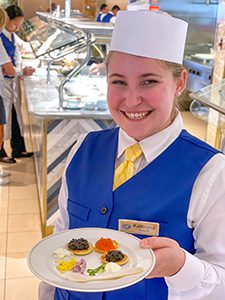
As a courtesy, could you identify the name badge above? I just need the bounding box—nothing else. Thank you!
[119,219,159,236]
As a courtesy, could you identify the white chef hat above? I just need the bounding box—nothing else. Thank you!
[110,10,188,64]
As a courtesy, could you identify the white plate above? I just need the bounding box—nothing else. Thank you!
[28,227,155,292]
[64,102,85,110]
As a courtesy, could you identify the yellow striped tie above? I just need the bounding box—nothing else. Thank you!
[113,143,143,190]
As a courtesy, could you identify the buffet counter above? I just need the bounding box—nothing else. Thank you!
[23,72,114,236]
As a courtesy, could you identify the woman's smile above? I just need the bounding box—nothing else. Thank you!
[123,111,151,120]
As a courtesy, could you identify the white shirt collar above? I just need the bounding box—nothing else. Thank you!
[118,112,184,163]
[2,28,12,39]
[2,28,9,35]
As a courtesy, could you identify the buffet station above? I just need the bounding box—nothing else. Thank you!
[22,13,114,236]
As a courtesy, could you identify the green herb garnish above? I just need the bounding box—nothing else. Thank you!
[87,263,106,276]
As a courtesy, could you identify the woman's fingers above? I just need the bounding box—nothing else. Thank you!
[140,236,179,249]
[140,237,185,278]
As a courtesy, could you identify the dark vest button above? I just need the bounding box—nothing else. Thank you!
[100,206,108,215]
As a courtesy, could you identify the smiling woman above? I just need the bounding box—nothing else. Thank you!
[39,9,225,300]
[106,53,186,140]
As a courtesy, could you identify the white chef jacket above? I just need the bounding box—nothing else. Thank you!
[40,112,225,300]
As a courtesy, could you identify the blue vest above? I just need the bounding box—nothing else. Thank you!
[102,13,113,23]
[96,13,102,22]
[0,32,16,67]
[54,128,218,300]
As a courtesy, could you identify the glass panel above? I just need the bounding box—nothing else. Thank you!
[197,79,225,101]
[190,79,225,114]
[28,23,85,58]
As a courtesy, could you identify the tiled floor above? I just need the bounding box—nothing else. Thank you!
[0,90,207,300]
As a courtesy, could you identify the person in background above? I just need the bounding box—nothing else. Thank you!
[47,2,57,13]
[0,5,35,163]
[0,7,12,184]
[101,5,120,23]
[39,10,225,300]
[112,4,120,16]
[89,5,120,73]
[89,5,121,74]
[96,3,109,22]
[107,5,120,24]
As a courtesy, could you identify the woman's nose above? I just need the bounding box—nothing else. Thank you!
[125,89,143,107]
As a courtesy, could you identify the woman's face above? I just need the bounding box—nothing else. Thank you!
[107,52,186,141]
[5,16,24,32]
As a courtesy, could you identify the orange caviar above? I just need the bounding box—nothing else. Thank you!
[95,238,117,252]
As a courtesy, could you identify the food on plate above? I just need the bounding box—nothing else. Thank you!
[87,263,106,276]
[87,262,122,277]
[95,237,118,253]
[56,258,76,273]
[105,262,122,274]
[68,238,93,255]
[101,250,128,266]
[72,258,87,274]
[54,247,72,259]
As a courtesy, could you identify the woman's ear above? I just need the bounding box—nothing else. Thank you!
[176,68,187,96]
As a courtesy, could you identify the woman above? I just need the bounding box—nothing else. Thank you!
[40,11,225,300]
[0,4,34,163]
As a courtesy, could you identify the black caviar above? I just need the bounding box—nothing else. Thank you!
[68,238,89,250]
[105,250,125,262]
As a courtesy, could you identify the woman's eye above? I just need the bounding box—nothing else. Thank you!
[142,79,157,86]
[112,80,127,86]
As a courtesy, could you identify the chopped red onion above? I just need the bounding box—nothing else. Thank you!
[72,258,87,274]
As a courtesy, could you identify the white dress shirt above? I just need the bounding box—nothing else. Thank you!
[50,113,225,299]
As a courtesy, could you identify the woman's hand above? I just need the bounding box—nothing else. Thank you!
[140,237,185,278]
[23,66,35,76]
[89,63,99,75]
[2,62,15,77]
[88,62,106,75]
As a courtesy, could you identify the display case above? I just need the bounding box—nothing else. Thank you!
[190,79,225,114]
[26,18,86,58]
[22,14,114,236]
[190,78,225,152]
[24,13,113,110]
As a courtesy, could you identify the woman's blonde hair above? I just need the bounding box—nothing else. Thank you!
[0,7,7,31]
